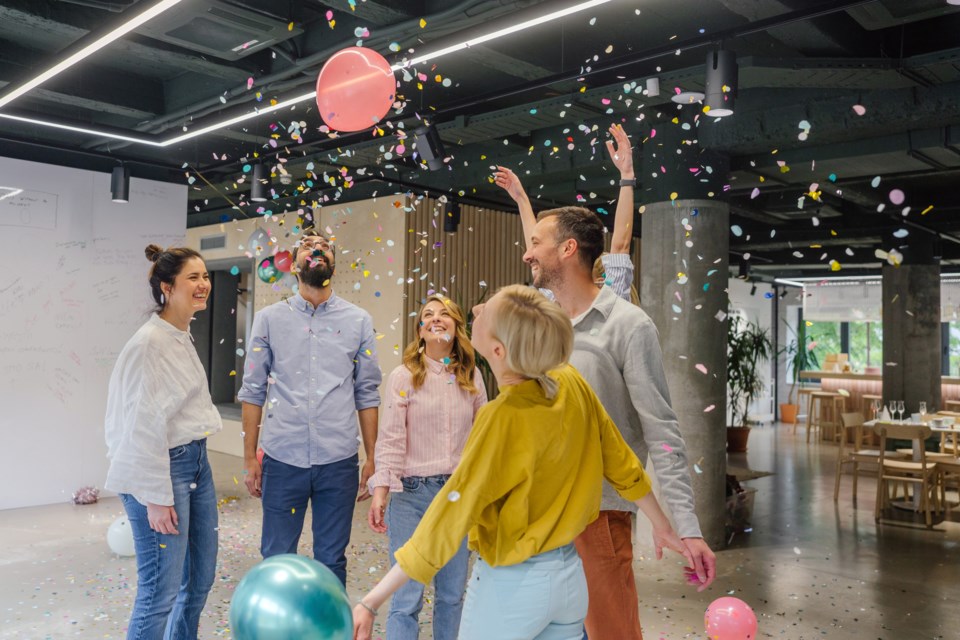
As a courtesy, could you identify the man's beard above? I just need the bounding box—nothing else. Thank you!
[531,263,556,290]
[299,256,334,288]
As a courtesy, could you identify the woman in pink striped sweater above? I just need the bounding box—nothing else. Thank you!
[366,294,488,640]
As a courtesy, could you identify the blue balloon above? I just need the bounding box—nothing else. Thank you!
[230,555,352,640]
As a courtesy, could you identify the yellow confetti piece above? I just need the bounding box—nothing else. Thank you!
[159,544,167,549]
[229,370,236,376]
[830,260,842,271]
[233,477,239,485]
[291,508,296,514]
[288,21,294,31]
[921,205,934,215]
[419,18,426,28]
[669,192,678,201]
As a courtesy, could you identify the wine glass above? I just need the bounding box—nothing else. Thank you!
[919,401,927,419]
[871,399,881,420]
[887,401,897,422]
[897,400,905,423]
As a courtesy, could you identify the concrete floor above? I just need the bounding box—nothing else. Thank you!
[1,424,958,640]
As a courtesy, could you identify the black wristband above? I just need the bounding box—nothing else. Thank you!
[619,178,637,187]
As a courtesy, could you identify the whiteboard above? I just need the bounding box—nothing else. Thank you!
[0,156,187,509]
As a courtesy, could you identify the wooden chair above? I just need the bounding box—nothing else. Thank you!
[938,458,960,516]
[806,391,844,443]
[875,423,941,528]
[834,413,907,503]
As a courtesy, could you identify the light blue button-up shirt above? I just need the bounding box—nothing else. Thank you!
[238,292,382,468]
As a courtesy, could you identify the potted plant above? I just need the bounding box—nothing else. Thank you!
[778,322,820,425]
[727,314,774,452]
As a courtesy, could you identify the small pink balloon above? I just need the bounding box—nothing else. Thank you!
[274,250,293,272]
[316,47,395,132]
[889,189,905,205]
[704,597,758,640]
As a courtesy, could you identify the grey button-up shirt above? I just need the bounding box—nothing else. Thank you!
[238,292,382,468]
[568,286,702,538]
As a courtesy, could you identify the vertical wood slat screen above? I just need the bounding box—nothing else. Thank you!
[402,198,529,396]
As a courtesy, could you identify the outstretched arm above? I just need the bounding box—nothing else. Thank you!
[605,124,635,254]
[494,166,536,252]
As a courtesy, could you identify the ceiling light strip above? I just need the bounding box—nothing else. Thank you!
[0,112,165,146]
[397,0,612,69]
[0,0,611,146]
[0,0,184,110]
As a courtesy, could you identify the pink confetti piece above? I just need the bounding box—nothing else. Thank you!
[695,364,708,374]
[247,77,254,90]
[704,404,716,412]
[852,104,866,116]
[889,189,905,205]
[662,443,674,453]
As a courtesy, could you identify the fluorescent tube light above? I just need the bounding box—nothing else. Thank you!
[0,112,165,145]
[397,0,612,69]
[0,0,183,110]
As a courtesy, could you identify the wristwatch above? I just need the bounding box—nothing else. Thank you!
[619,178,637,187]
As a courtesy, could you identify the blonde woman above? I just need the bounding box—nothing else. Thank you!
[353,286,692,640]
[366,294,487,640]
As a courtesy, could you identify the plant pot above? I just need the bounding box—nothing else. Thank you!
[780,403,799,425]
[727,426,751,453]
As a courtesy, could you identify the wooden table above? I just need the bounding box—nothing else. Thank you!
[865,417,960,511]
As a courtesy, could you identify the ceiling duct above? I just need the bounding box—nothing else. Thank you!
[846,0,958,30]
[55,0,140,11]
[135,0,302,61]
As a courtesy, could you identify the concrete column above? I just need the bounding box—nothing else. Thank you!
[881,232,941,413]
[637,111,730,548]
[641,198,729,549]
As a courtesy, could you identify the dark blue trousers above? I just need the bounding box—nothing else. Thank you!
[260,453,358,586]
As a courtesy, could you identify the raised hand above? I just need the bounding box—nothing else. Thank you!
[605,124,635,178]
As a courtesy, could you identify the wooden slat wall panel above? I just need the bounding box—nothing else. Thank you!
[402,198,529,396]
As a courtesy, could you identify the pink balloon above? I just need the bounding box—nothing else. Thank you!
[704,597,758,640]
[274,250,293,273]
[316,47,395,132]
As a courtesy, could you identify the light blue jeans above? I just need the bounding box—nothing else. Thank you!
[120,439,218,640]
[459,544,588,640]
[386,475,470,640]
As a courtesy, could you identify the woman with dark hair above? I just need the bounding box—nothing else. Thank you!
[366,294,487,640]
[104,244,221,640]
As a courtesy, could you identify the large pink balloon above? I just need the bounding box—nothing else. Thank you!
[704,597,758,640]
[316,47,395,132]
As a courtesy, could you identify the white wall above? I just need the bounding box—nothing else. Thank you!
[727,278,776,423]
[0,157,186,510]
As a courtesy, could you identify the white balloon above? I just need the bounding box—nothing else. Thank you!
[247,228,269,255]
[107,516,136,557]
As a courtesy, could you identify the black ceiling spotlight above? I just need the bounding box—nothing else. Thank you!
[705,49,738,117]
[443,200,461,233]
[413,124,446,171]
[111,165,130,203]
[737,257,750,280]
[250,163,270,202]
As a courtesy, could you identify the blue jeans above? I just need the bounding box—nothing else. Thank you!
[260,453,358,586]
[120,439,218,640]
[385,475,470,640]
[459,544,588,640]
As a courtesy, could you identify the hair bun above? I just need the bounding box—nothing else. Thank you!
[144,244,164,263]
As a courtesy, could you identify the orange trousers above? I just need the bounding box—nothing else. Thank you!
[573,510,643,640]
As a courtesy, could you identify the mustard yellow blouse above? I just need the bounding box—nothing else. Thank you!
[394,364,652,584]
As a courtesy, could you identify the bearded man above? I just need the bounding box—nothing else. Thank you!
[238,232,382,585]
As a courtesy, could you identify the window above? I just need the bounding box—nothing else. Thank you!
[806,321,842,366]
[848,321,882,370]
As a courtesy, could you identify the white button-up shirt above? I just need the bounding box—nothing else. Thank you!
[104,314,222,505]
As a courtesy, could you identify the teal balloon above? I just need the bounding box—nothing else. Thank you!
[230,555,352,640]
[257,257,280,284]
